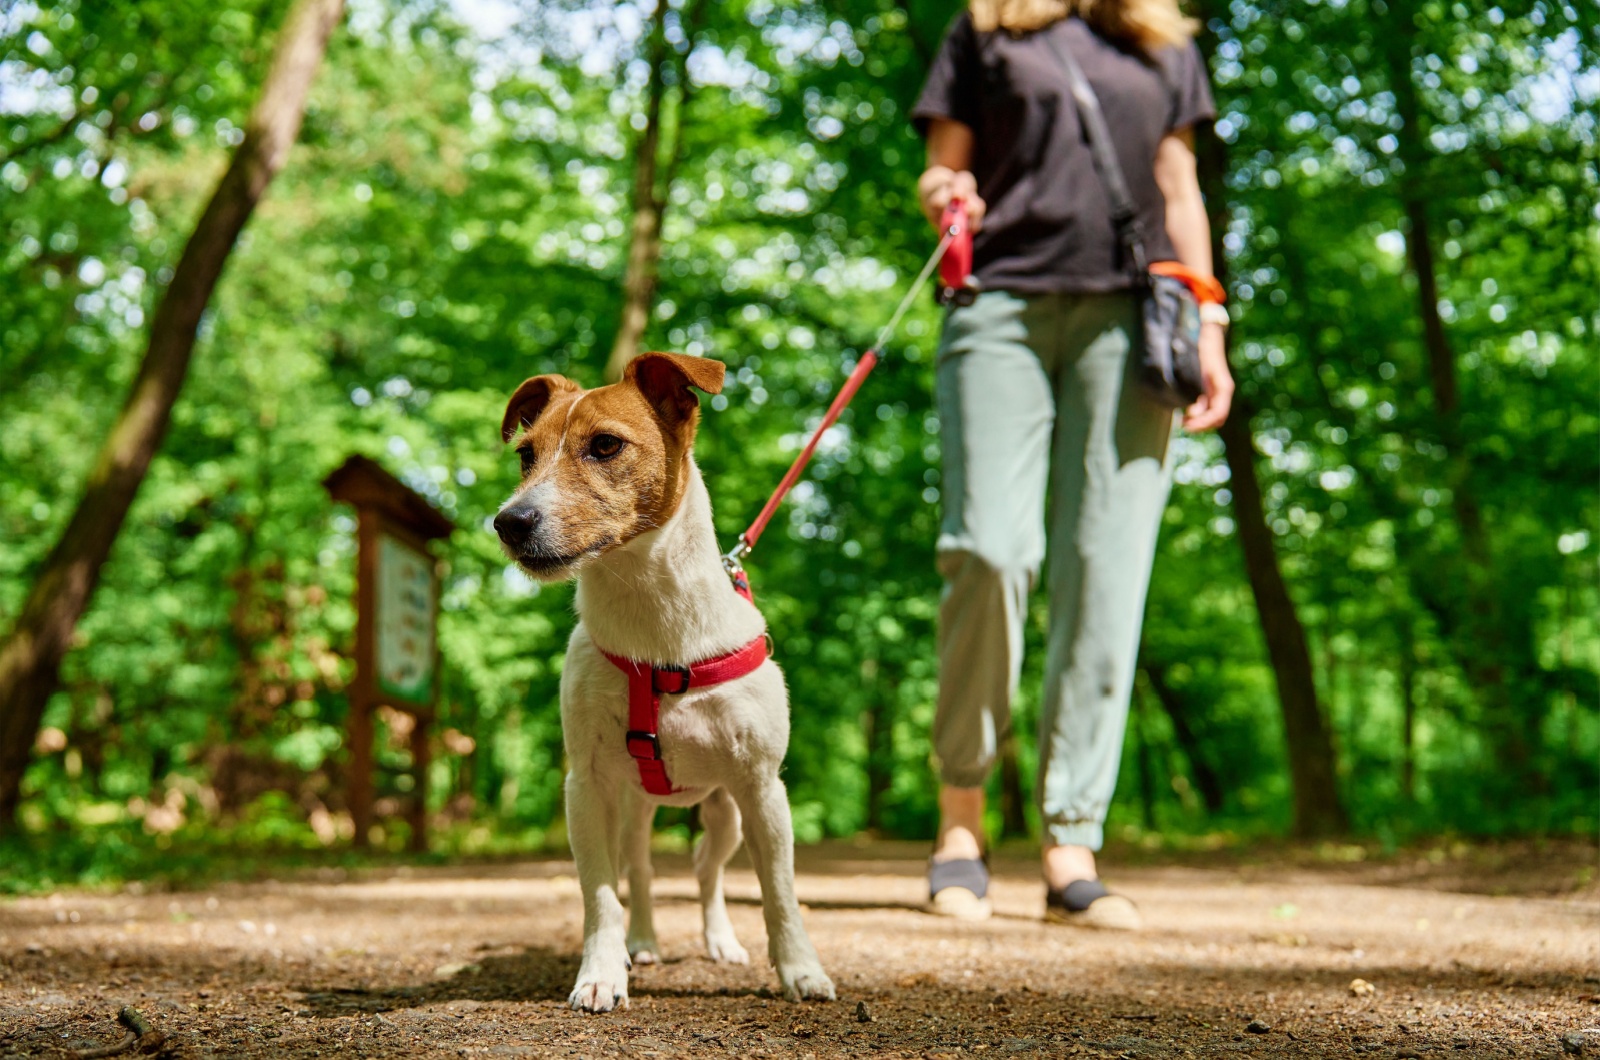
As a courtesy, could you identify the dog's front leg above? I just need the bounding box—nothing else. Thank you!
[620,787,660,965]
[732,775,835,1002]
[695,787,749,964]
[566,769,631,1012]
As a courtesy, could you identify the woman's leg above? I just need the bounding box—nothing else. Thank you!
[932,290,1056,860]
[935,786,985,860]
[1036,294,1175,889]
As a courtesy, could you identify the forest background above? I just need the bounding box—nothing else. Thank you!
[0,0,1595,890]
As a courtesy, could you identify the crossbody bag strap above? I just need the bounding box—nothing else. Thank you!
[1042,25,1150,278]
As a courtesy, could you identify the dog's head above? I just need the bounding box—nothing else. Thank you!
[493,352,726,581]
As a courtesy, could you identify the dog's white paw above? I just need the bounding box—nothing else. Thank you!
[627,936,660,965]
[778,962,836,1003]
[704,928,749,965]
[568,963,630,1013]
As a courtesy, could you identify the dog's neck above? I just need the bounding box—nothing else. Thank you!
[575,458,765,664]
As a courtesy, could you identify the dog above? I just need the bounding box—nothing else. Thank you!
[493,351,835,1013]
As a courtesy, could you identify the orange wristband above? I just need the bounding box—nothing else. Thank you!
[1150,261,1226,305]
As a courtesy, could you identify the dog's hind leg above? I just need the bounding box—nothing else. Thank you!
[732,775,835,1002]
[565,769,631,1013]
[695,787,749,964]
[620,788,660,965]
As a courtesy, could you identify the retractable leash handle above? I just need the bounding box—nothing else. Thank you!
[722,208,969,585]
[936,198,978,306]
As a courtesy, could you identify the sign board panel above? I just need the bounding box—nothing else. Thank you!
[375,532,437,705]
[324,454,453,851]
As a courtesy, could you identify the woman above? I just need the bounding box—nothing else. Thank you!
[913,0,1233,927]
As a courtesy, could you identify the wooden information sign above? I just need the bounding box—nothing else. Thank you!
[323,455,454,851]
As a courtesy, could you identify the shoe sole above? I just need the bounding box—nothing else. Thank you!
[1043,893,1142,931]
[928,888,993,921]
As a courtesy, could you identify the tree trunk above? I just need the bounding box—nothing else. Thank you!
[0,0,345,832]
[1323,617,1349,762]
[1403,197,1460,418]
[603,2,701,381]
[1562,580,1578,753]
[1216,411,1347,836]
[603,8,668,382]
[1384,14,1539,781]
[1133,688,1157,830]
[997,736,1030,838]
[1141,662,1225,814]
[1399,619,1418,801]
[862,661,893,833]
[1190,40,1347,834]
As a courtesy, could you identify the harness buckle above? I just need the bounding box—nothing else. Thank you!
[625,730,663,760]
[651,664,691,696]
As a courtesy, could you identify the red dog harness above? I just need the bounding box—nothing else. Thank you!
[599,576,767,796]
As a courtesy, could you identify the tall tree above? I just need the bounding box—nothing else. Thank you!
[0,0,346,829]
[1380,0,1540,782]
[1195,10,1348,836]
[1140,662,1225,815]
[603,0,703,381]
[1196,0,1595,830]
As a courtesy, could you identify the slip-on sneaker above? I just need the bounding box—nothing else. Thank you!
[927,856,993,921]
[1044,878,1142,931]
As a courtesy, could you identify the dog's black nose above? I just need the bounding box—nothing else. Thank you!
[494,506,540,549]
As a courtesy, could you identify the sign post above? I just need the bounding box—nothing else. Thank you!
[324,455,454,851]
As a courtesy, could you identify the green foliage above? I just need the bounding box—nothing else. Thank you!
[1187,0,1600,830]
[0,0,1594,887]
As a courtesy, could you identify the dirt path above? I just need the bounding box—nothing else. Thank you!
[3,841,1597,1058]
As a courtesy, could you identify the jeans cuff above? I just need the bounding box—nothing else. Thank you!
[1045,819,1104,852]
[938,761,992,789]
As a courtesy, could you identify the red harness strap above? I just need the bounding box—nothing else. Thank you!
[599,580,766,796]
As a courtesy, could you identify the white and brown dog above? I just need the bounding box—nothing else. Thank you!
[494,352,835,1013]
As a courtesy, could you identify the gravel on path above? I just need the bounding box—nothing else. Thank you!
[3,839,1596,1059]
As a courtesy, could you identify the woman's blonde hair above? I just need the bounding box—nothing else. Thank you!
[969,0,1197,51]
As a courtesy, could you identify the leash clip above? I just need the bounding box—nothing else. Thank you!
[721,534,752,581]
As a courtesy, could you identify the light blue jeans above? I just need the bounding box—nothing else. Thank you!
[932,289,1175,851]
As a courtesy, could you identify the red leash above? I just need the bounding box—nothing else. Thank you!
[736,348,880,554]
[723,200,972,575]
[606,204,971,798]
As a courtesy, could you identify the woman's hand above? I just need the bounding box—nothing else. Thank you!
[918,166,987,233]
[1183,323,1233,432]
[1157,127,1231,431]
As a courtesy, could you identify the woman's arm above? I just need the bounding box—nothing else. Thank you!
[1155,127,1233,432]
[918,118,987,231]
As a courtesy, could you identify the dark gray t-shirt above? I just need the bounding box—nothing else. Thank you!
[913,15,1216,294]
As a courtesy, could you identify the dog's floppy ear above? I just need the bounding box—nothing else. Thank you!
[624,352,726,425]
[501,374,580,442]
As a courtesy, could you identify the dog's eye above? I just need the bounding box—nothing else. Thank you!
[516,445,535,475]
[588,434,624,461]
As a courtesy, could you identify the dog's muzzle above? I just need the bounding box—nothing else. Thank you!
[493,505,541,551]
